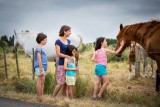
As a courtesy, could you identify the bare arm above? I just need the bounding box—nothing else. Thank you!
[37,52,44,74]
[55,45,70,58]
[106,40,124,55]
[64,58,77,71]
[91,52,97,62]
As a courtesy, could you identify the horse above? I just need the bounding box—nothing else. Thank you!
[115,20,160,93]
[128,41,156,79]
[13,30,82,61]
[13,30,82,76]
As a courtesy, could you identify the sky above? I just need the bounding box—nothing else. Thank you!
[0,0,160,43]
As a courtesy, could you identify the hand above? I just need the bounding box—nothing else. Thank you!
[76,67,79,71]
[40,70,44,76]
[120,40,124,46]
[68,56,74,62]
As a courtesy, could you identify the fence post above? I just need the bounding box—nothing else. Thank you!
[15,49,20,78]
[135,46,140,77]
[32,48,35,80]
[3,48,8,79]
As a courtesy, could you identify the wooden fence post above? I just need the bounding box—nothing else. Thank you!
[15,49,20,78]
[32,48,35,80]
[3,48,8,79]
[135,46,140,77]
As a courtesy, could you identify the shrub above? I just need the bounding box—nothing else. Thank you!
[14,77,36,94]
[74,76,93,98]
[44,72,56,94]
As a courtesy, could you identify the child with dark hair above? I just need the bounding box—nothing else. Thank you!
[91,37,124,100]
[34,33,47,101]
[64,45,78,99]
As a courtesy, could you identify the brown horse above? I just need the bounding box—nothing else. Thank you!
[115,20,160,93]
[129,41,156,79]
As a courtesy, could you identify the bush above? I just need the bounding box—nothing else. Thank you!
[44,72,56,94]
[14,77,36,94]
[74,76,93,98]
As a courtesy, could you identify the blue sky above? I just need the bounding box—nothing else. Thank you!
[0,0,160,43]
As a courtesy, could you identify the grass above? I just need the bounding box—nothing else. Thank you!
[0,48,160,107]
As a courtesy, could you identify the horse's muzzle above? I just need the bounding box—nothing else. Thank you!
[116,54,122,57]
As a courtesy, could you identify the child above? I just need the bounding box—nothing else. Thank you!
[53,25,73,97]
[34,33,48,101]
[64,45,78,99]
[91,37,124,100]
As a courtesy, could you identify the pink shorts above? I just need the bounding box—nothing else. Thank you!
[56,65,66,84]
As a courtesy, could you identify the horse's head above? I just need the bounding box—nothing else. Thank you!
[130,41,136,54]
[115,24,131,57]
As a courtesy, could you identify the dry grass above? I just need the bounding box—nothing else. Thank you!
[0,51,160,107]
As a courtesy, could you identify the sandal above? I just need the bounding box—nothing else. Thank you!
[91,97,97,100]
[97,96,103,101]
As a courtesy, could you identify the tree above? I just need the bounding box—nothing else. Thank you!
[0,40,8,47]
[8,35,14,46]
[1,35,9,43]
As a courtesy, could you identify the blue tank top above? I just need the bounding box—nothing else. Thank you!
[65,58,76,76]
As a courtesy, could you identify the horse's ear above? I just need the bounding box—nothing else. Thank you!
[120,24,123,30]
[14,30,17,35]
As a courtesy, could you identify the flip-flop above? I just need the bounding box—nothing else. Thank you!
[97,96,103,101]
[91,97,97,100]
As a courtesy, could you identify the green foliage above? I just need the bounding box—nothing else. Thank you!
[44,72,56,94]
[79,43,93,53]
[74,76,93,98]
[8,35,14,46]
[17,48,25,55]
[0,35,14,46]
[0,40,8,47]
[0,35,8,43]
[14,77,36,94]
[106,38,116,46]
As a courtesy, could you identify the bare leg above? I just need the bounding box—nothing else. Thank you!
[97,75,109,97]
[36,76,42,97]
[53,84,63,97]
[69,86,73,99]
[41,75,45,96]
[66,85,69,98]
[93,76,101,98]
[62,83,67,96]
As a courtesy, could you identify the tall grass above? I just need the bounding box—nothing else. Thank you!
[0,46,160,106]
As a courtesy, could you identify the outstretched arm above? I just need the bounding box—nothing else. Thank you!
[106,40,124,55]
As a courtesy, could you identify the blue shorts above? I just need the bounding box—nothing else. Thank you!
[95,64,108,76]
[35,68,46,76]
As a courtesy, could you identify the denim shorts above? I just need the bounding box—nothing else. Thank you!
[95,64,108,76]
[35,68,46,76]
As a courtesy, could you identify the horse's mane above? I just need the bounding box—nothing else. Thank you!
[127,19,160,26]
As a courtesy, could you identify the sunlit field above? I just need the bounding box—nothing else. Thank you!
[0,46,160,107]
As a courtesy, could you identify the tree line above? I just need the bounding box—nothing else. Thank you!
[0,35,14,47]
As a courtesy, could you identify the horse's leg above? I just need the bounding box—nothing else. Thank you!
[128,62,132,80]
[142,54,148,77]
[151,60,155,79]
[155,58,160,93]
